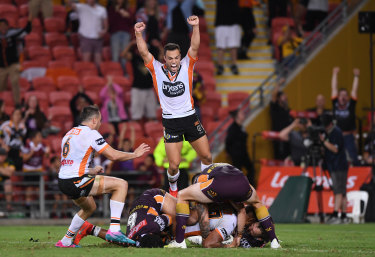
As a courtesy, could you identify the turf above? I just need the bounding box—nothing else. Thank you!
[0,223,374,256]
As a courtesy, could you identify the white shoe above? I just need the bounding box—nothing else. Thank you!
[222,235,234,245]
[270,238,281,249]
[186,236,202,245]
[165,240,187,248]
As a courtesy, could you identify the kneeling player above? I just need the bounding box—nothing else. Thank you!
[74,188,177,247]
[167,163,280,249]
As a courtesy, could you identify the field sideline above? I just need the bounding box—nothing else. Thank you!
[0,223,374,256]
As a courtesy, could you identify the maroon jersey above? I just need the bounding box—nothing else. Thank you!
[197,163,253,203]
[126,189,171,241]
[21,142,46,171]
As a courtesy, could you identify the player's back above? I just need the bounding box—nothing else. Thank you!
[201,163,244,178]
[129,188,166,215]
[58,125,108,179]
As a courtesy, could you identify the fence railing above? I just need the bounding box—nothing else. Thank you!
[0,170,155,219]
[205,0,366,158]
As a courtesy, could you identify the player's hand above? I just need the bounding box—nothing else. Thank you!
[89,165,104,175]
[333,66,340,74]
[187,15,199,26]
[226,236,241,248]
[134,22,146,33]
[353,68,360,76]
[134,143,151,158]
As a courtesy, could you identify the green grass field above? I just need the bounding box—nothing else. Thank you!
[0,224,374,256]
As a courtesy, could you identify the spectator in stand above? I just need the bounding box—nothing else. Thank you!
[48,156,70,219]
[0,16,32,106]
[122,40,158,122]
[238,0,257,60]
[153,137,196,191]
[364,119,375,167]
[0,147,15,212]
[69,0,108,66]
[0,100,9,126]
[225,109,255,186]
[277,25,303,63]
[321,113,349,225]
[215,0,241,75]
[99,76,128,133]
[267,0,288,27]
[295,0,310,36]
[107,0,134,70]
[70,86,94,127]
[278,118,310,166]
[21,131,50,216]
[270,78,293,160]
[166,0,195,57]
[29,0,53,19]
[136,154,161,188]
[306,94,329,126]
[304,0,328,32]
[0,108,26,170]
[192,70,205,120]
[331,67,360,166]
[136,0,167,59]
[23,95,48,138]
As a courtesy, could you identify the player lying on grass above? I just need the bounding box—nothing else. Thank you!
[55,106,150,248]
[73,188,178,247]
[166,163,281,249]
[185,203,269,248]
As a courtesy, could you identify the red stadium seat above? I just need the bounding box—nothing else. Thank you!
[85,90,99,105]
[205,92,222,111]
[48,60,72,69]
[32,76,56,92]
[18,17,42,34]
[200,106,214,126]
[22,60,47,69]
[24,91,49,110]
[0,90,14,106]
[99,61,123,77]
[52,46,76,64]
[144,121,163,141]
[50,136,62,154]
[99,122,116,135]
[15,0,28,6]
[118,121,144,138]
[53,5,67,21]
[0,0,13,4]
[69,32,80,49]
[156,107,162,122]
[133,136,156,151]
[73,61,98,78]
[48,106,71,125]
[44,33,69,49]
[49,91,72,107]
[112,76,131,92]
[18,77,30,92]
[57,76,80,93]
[271,17,295,35]
[205,121,222,136]
[19,4,28,16]
[0,4,18,22]
[44,17,65,33]
[27,46,51,64]
[227,92,249,110]
[195,60,215,75]
[217,107,229,121]
[82,76,106,93]
[24,33,42,48]
[102,46,111,61]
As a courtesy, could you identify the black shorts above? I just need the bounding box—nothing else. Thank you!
[162,113,206,143]
[58,175,95,200]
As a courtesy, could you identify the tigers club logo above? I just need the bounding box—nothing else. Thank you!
[162,81,185,97]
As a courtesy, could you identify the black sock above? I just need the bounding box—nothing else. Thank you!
[341,213,347,219]
[332,211,338,217]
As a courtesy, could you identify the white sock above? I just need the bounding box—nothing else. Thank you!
[201,162,211,172]
[109,200,124,232]
[92,226,101,237]
[61,214,85,246]
[168,170,180,191]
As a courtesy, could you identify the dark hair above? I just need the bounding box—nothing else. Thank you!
[321,113,333,127]
[50,156,59,163]
[29,130,42,140]
[0,19,8,26]
[191,173,200,184]
[138,234,164,248]
[229,109,239,118]
[164,43,180,55]
[79,105,100,123]
[276,91,284,99]
[338,88,348,94]
[146,153,155,161]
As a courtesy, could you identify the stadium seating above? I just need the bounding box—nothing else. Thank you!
[52,5,67,20]
[0,90,14,106]
[99,61,123,77]
[24,33,43,48]
[14,0,28,6]
[27,46,51,64]
[73,61,98,78]
[44,17,65,33]
[22,60,47,69]
[48,106,71,124]
[134,136,156,151]
[24,91,49,111]
[52,46,76,64]
[57,76,80,93]
[44,32,69,49]
[205,92,222,111]
[227,92,249,110]
[112,76,131,92]
[99,122,116,135]
[200,106,214,126]
[49,91,72,107]
[18,4,28,17]
[144,121,163,142]
[48,60,72,69]
[82,76,106,93]
[18,17,42,34]
[85,90,100,105]
[0,4,18,22]
[118,121,144,138]
[102,46,112,61]
[18,77,31,91]
[32,76,56,92]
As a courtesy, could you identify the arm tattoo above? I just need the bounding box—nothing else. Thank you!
[196,203,210,239]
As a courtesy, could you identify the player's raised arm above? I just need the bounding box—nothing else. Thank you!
[101,143,150,162]
[134,22,153,64]
[351,68,360,99]
[187,15,200,59]
[331,67,340,98]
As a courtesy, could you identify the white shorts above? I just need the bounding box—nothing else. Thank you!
[215,25,241,49]
[185,214,237,240]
